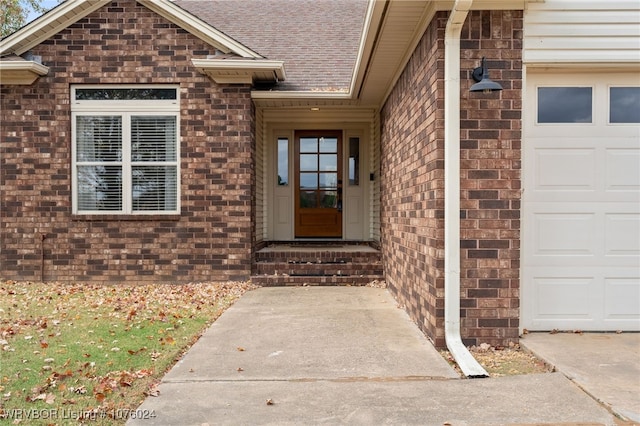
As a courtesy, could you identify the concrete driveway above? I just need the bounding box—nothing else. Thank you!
[129,287,619,425]
[522,332,640,423]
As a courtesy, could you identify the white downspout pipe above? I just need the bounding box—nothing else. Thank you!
[444,0,489,378]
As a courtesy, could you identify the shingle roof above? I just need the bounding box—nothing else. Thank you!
[174,0,369,92]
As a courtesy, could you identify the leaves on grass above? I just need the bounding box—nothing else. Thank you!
[0,280,255,416]
[128,347,147,356]
[144,385,160,397]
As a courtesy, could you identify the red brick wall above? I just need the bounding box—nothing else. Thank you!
[381,10,522,347]
[380,12,447,347]
[0,0,255,283]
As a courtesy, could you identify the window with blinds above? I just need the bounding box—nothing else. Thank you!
[72,87,180,215]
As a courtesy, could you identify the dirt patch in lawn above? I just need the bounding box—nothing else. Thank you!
[441,342,554,378]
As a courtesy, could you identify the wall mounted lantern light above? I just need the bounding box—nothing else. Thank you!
[469,57,503,93]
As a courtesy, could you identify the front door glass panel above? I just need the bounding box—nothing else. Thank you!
[294,131,342,237]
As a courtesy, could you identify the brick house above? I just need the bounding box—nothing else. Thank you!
[1,0,638,354]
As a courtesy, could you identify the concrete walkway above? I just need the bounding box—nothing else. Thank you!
[522,332,640,423]
[129,287,618,425]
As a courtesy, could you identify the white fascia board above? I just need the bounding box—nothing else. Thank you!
[192,58,286,82]
[138,0,263,59]
[0,60,50,85]
[0,60,49,75]
[434,0,527,10]
[251,91,351,100]
[349,0,386,97]
[0,0,110,56]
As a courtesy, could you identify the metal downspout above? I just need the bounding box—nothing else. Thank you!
[444,0,489,378]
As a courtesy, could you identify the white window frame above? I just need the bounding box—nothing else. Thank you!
[71,85,180,215]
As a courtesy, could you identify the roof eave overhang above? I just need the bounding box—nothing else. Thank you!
[192,58,286,84]
[0,60,49,85]
[353,0,532,108]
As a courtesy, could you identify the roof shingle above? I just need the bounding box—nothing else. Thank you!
[174,0,369,92]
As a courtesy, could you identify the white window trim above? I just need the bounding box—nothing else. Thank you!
[71,86,181,215]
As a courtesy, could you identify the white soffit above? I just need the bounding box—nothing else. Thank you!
[355,0,530,106]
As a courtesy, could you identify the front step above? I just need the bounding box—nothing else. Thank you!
[252,243,383,286]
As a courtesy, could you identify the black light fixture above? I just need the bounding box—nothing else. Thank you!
[470,57,503,93]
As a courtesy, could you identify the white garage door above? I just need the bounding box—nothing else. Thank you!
[522,71,640,331]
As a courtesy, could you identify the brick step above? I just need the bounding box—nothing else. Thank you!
[252,243,383,286]
[254,261,383,277]
[251,274,384,287]
[255,251,381,264]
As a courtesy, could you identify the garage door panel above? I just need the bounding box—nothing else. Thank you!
[606,148,640,191]
[534,148,596,190]
[605,214,640,256]
[604,278,640,320]
[533,276,594,318]
[526,209,640,267]
[533,213,595,255]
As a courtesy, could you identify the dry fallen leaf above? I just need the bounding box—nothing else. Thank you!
[145,385,160,397]
[266,398,274,405]
[237,347,245,352]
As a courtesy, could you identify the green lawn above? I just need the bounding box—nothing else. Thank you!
[0,280,254,424]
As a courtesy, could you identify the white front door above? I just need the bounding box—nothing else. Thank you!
[522,71,640,331]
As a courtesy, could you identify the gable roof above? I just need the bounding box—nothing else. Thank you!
[0,0,261,58]
[0,0,366,92]
[0,0,286,85]
[173,0,370,92]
